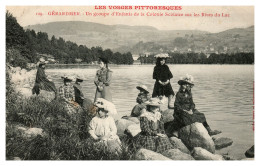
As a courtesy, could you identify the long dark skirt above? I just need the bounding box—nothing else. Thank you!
[152,81,175,98]
[173,109,206,130]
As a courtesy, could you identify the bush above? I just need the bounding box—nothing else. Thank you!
[6,91,135,160]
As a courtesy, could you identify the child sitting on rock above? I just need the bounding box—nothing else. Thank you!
[173,74,221,136]
[131,85,151,117]
[134,98,173,153]
[88,98,121,153]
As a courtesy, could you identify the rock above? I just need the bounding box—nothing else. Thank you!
[242,158,254,160]
[107,139,122,154]
[222,154,237,160]
[245,145,254,158]
[17,126,27,131]
[126,117,140,124]
[169,137,190,154]
[162,149,194,160]
[135,149,171,160]
[23,83,31,88]
[161,109,174,123]
[116,119,136,136]
[38,90,56,101]
[24,128,44,138]
[213,137,233,150]
[16,88,32,98]
[192,147,224,160]
[125,124,141,137]
[13,157,21,160]
[179,122,215,153]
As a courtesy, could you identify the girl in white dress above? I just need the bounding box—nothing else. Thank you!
[88,98,121,152]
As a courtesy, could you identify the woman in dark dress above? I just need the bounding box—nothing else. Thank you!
[32,61,57,99]
[94,57,113,102]
[152,53,175,109]
[135,98,173,153]
[173,74,221,136]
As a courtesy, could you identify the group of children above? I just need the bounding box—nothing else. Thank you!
[34,54,221,154]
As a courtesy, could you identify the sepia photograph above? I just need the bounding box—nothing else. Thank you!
[4,4,255,162]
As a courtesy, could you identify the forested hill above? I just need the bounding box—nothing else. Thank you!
[25,21,254,54]
[6,12,134,69]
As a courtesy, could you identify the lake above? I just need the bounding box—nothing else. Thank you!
[46,64,254,159]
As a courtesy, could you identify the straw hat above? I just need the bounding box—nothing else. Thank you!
[136,85,149,94]
[74,75,84,82]
[178,74,194,86]
[154,53,169,59]
[146,98,163,107]
[94,98,117,115]
[39,58,48,65]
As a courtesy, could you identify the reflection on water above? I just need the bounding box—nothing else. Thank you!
[47,64,254,159]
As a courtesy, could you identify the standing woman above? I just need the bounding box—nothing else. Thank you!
[94,57,113,102]
[152,53,175,108]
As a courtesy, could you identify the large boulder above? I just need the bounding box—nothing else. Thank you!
[169,137,190,154]
[178,122,215,153]
[38,90,56,101]
[121,116,140,124]
[192,147,224,160]
[245,145,254,158]
[116,119,136,136]
[135,149,171,160]
[24,128,45,138]
[16,88,32,98]
[213,137,233,150]
[125,124,141,137]
[161,109,174,123]
[162,149,194,160]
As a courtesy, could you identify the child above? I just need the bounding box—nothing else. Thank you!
[88,98,121,152]
[152,53,175,109]
[135,98,173,153]
[131,85,151,117]
[173,74,221,136]
[58,76,81,114]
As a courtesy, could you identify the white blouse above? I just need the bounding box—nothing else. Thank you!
[88,116,118,139]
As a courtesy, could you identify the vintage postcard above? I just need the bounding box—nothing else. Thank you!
[4,4,255,163]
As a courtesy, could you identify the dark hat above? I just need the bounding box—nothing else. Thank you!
[99,57,109,64]
[178,74,194,86]
[76,78,83,82]
[61,76,73,82]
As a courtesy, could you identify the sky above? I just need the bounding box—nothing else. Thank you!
[6,6,254,33]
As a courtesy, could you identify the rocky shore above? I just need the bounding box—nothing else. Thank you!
[6,66,254,160]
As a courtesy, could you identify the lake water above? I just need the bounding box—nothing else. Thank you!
[46,64,254,159]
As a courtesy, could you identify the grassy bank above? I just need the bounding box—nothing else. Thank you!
[6,74,135,160]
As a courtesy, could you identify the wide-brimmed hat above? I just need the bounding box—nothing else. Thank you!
[99,56,109,64]
[146,98,163,107]
[178,74,194,86]
[154,53,169,59]
[61,75,73,82]
[39,58,48,65]
[74,75,83,82]
[136,85,149,94]
[94,98,117,115]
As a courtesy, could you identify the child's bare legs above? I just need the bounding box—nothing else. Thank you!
[168,94,174,109]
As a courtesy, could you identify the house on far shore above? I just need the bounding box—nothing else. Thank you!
[132,54,141,65]
[133,59,141,65]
